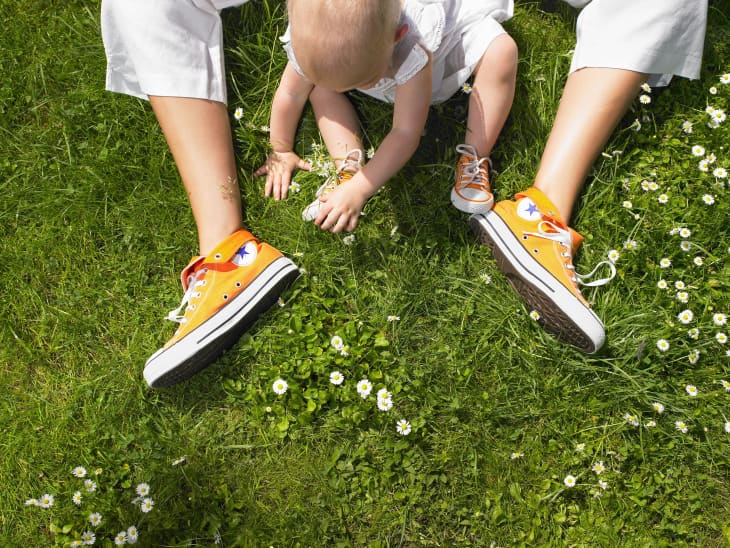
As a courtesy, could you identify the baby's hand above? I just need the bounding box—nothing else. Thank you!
[255,151,311,200]
[314,182,370,233]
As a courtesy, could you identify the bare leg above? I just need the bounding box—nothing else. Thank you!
[309,86,364,166]
[149,96,243,255]
[466,34,518,157]
[533,68,647,221]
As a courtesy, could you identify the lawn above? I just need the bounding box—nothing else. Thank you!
[2,0,730,545]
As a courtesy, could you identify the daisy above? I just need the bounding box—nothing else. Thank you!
[340,346,349,357]
[529,310,541,321]
[366,146,376,159]
[479,272,492,284]
[622,200,632,209]
[272,378,288,395]
[703,194,716,205]
[624,413,640,426]
[377,388,391,400]
[675,420,688,434]
[70,541,83,547]
[688,328,700,340]
[171,456,187,466]
[342,234,356,245]
[73,491,82,506]
[657,279,668,289]
[84,480,96,493]
[675,280,686,290]
[330,335,344,350]
[691,145,706,157]
[135,483,150,497]
[39,494,54,508]
[563,475,576,487]
[641,82,651,93]
[693,256,704,266]
[24,498,38,506]
[725,422,730,434]
[713,109,727,123]
[591,461,605,475]
[706,105,716,115]
[648,181,659,191]
[641,180,650,191]
[598,480,608,490]
[607,249,620,263]
[656,339,670,352]
[81,531,96,545]
[631,118,641,131]
[639,94,651,104]
[387,315,401,322]
[688,350,700,365]
[396,419,412,436]
[686,384,698,397]
[658,193,669,204]
[679,227,691,238]
[461,82,473,94]
[652,402,665,413]
[72,466,87,478]
[623,240,637,250]
[699,159,710,172]
[89,512,102,527]
[356,379,372,398]
[233,107,243,120]
[329,371,344,385]
[127,526,139,544]
[720,379,730,391]
[645,420,657,428]
[678,309,694,324]
[377,397,393,411]
[140,498,154,513]
[510,451,524,459]
[659,258,671,268]
[710,86,718,95]
[680,241,692,252]
[676,291,689,303]
[682,121,693,133]
[714,167,728,178]
[114,531,128,546]
[713,313,727,326]
[389,224,398,237]
[289,181,301,193]
[716,332,728,344]
[721,73,730,84]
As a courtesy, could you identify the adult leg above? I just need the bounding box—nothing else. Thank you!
[533,67,646,222]
[149,96,243,256]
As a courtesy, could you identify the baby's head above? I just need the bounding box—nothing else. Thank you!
[288,0,404,91]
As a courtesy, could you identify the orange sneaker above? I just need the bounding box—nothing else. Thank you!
[469,187,615,353]
[451,144,494,214]
[302,149,363,221]
[143,229,299,388]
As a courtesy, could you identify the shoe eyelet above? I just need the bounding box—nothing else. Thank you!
[200,280,207,286]
[522,235,528,240]
[533,249,539,254]
[235,282,242,288]
[193,292,201,298]
[222,294,229,300]
[214,253,222,260]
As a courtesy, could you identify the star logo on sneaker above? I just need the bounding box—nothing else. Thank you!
[516,198,542,221]
[232,241,258,266]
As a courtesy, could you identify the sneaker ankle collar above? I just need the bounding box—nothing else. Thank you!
[206,229,258,263]
[517,187,564,225]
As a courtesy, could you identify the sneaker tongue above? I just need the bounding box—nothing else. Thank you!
[180,256,205,291]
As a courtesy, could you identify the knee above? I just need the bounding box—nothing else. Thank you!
[490,34,519,77]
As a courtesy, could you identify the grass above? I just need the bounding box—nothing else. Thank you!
[3,0,730,545]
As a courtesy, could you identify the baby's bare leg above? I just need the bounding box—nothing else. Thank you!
[467,33,518,158]
[310,87,364,166]
[533,68,646,221]
[149,96,242,255]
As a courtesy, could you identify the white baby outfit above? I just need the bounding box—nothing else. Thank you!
[101,0,707,103]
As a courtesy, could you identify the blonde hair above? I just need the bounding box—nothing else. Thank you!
[288,0,402,90]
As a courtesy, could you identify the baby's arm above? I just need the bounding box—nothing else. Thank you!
[315,59,433,232]
[255,62,314,200]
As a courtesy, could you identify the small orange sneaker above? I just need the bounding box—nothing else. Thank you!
[469,187,615,353]
[302,149,363,221]
[143,229,299,388]
[451,144,494,214]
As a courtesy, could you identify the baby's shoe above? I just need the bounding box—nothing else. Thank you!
[302,149,363,221]
[143,229,299,388]
[451,144,494,214]
[469,187,615,353]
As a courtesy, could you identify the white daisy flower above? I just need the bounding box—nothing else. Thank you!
[641,82,652,93]
[706,105,716,115]
[682,121,693,133]
[677,309,694,324]
[387,315,400,322]
[233,107,243,120]
[693,256,704,266]
[72,466,87,478]
[135,483,150,497]
[688,350,700,364]
[172,456,187,466]
[510,451,524,459]
[652,402,665,413]
[676,291,689,303]
[717,332,728,344]
[699,159,710,172]
[657,279,668,289]
[356,379,372,398]
[713,313,727,326]
[622,200,632,209]
[461,82,473,94]
[377,397,393,411]
[591,461,605,475]
[114,531,127,545]
[342,234,356,246]
[688,327,700,340]
[81,531,96,545]
[396,419,412,436]
[725,422,730,434]
[645,420,657,428]
[641,180,650,191]
[84,480,96,493]
[329,371,344,385]
[680,241,692,252]
[39,494,54,508]
[599,480,608,490]
[89,512,103,527]
[639,94,651,104]
[330,335,344,350]
[721,73,730,84]
[686,384,698,397]
[289,181,301,193]
[389,225,399,238]
[575,443,586,452]
[675,280,686,290]
[127,526,139,544]
[73,491,82,506]
[140,498,154,513]
[648,181,659,191]
[607,249,620,263]
[659,258,672,268]
[656,339,670,352]
[272,378,288,395]
[710,86,718,95]
[679,227,691,238]
[720,379,730,391]
[713,109,727,123]
[702,194,715,205]
[714,167,728,178]
[624,413,640,427]
[658,193,669,204]
[529,310,541,321]
[691,145,706,157]
[563,475,576,487]
[631,118,642,131]
[675,420,688,433]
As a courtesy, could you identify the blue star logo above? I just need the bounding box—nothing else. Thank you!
[525,203,539,216]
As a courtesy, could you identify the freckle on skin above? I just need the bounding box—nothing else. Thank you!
[219,175,238,201]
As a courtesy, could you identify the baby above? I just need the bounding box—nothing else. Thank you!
[256,0,517,233]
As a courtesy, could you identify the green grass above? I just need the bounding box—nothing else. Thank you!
[3,0,730,545]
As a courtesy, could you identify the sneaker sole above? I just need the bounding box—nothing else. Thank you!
[451,188,494,214]
[143,257,300,388]
[469,212,605,353]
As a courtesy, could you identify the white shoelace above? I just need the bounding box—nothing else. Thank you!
[525,220,616,287]
[165,269,208,324]
[455,144,491,190]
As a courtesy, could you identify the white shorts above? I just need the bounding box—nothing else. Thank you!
[568,0,707,86]
[101,0,248,103]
